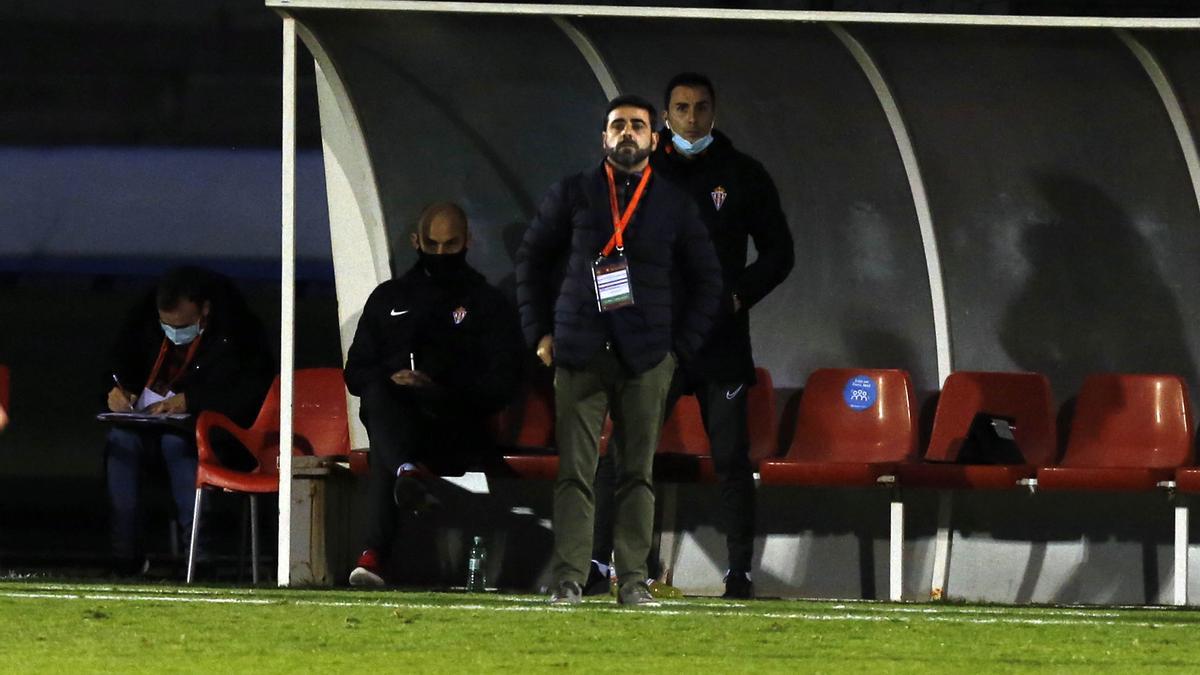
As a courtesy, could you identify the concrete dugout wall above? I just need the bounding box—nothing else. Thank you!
[275,3,1200,603]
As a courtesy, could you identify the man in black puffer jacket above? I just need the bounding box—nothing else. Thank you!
[344,202,524,587]
[591,73,795,600]
[516,94,721,607]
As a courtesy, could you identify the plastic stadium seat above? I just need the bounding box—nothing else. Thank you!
[759,368,918,487]
[497,378,559,480]
[187,367,350,583]
[1037,374,1193,492]
[897,371,1056,490]
[655,368,778,482]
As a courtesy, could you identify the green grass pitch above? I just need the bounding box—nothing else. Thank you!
[3,580,1200,672]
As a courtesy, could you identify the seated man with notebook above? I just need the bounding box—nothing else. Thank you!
[103,266,273,576]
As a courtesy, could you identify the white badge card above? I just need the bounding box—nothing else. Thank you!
[592,254,635,312]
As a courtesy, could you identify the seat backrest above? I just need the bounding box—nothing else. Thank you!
[0,364,9,412]
[658,367,777,459]
[1062,373,1193,469]
[658,395,709,455]
[786,368,917,463]
[748,367,778,462]
[252,368,350,457]
[510,379,556,449]
[925,371,1056,466]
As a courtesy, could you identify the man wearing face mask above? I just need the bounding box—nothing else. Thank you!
[517,95,721,606]
[344,202,524,587]
[104,265,272,576]
[589,73,794,600]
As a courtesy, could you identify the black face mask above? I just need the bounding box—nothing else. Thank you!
[418,249,468,282]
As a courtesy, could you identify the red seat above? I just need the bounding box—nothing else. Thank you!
[497,377,560,479]
[188,367,350,582]
[897,371,1056,490]
[760,368,917,487]
[655,368,778,482]
[1037,374,1193,492]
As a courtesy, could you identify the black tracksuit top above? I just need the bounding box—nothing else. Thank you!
[653,129,795,385]
[344,260,524,417]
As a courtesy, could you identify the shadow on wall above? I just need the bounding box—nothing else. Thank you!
[999,174,1196,399]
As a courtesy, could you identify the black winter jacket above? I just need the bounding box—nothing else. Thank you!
[344,259,524,417]
[108,273,273,428]
[653,129,795,384]
[516,161,722,375]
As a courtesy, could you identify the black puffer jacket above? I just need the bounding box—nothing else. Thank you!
[516,161,722,375]
[344,258,524,417]
[107,272,273,428]
[653,129,795,385]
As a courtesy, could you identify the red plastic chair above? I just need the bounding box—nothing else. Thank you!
[498,378,560,480]
[187,367,350,583]
[897,371,1056,490]
[1038,374,1193,492]
[655,367,778,482]
[759,368,918,487]
[495,377,614,480]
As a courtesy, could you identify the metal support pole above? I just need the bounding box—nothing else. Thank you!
[889,490,904,601]
[278,14,297,587]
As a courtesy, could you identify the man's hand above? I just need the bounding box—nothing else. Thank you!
[536,334,554,367]
[732,292,742,313]
[146,394,187,415]
[0,404,7,432]
[107,386,137,412]
[390,369,434,388]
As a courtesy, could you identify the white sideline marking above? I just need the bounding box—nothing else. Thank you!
[0,588,1191,628]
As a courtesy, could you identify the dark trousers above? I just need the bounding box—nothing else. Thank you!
[105,426,197,561]
[552,349,676,586]
[594,376,756,575]
[358,382,484,557]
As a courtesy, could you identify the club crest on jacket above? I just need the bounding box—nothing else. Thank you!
[711,186,727,211]
[452,306,468,325]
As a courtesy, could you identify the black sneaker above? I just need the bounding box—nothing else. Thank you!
[549,580,582,605]
[582,561,611,596]
[393,473,440,514]
[617,580,660,607]
[722,571,754,599]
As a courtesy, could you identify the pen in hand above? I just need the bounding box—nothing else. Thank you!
[111,374,135,411]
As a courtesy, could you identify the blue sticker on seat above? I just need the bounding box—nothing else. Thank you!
[843,375,876,411]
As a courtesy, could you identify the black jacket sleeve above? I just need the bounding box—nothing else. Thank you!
[673,198,723,363]
[516,179,574,347]
[734,160,794,309]
[344,286,388,397]
[184,335,273,426]
[460,289,525,416]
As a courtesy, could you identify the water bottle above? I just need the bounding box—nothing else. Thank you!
[466,536,487,592]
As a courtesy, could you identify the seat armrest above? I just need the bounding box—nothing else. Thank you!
[195,411,269,466]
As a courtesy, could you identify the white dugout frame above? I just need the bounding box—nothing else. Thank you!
[270,1,1200,590]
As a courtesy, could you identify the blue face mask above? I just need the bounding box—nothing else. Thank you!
[671,132,714,157]
[161,322,203,346]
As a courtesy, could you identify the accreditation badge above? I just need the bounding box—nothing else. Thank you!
[592,252,635,312]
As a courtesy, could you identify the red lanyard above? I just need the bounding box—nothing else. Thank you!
[602,162,652,257]
[144,334,204,391]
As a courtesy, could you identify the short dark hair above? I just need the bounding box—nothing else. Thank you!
[663,72,716,110]
[604,94,656,129]
[156,265,215,311]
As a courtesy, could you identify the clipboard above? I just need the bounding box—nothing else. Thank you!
[97,411,194,430]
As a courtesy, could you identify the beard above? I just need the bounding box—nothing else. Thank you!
[605,140,651,169]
